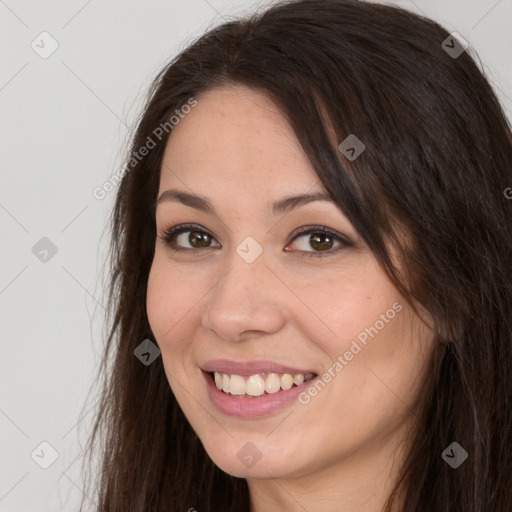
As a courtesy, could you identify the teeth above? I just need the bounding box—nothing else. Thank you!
[222,373,230,393]
[229,374,246,395]
[212,371,314,396]
[293,374,304,385]
[265,373,281,393]
[246,375,265,396]
[280,374,294,390]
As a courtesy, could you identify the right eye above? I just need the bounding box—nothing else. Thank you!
[158,223,221,253]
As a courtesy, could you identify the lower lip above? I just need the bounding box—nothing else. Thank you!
[203,371,317,418]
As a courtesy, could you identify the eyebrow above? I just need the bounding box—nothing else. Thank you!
[156,189,334,216]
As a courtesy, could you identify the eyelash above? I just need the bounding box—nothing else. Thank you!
[157,223,353,259]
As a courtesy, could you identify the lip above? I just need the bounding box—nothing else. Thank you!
[201,362,318,418]
[202,359,316,377]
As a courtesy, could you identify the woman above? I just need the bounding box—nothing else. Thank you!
[80,0,512,510]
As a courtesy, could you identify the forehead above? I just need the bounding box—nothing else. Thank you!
[159,85,320,195]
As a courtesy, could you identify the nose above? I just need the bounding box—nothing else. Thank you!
[201,247,286,343]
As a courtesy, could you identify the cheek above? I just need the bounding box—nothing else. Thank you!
[146,253,204,352]
[322,302,431,430]
[302,260,400,359]
[299,263,421,418]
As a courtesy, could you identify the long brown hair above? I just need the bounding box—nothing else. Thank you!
[79,1,512,510]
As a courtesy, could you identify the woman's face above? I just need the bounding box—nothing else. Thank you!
[147,84,434,480]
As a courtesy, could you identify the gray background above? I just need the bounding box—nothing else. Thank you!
[1,0,511,510]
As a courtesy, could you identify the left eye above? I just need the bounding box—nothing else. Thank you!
[287,226,351,257]
[291,231,340,252]
[158,224,351,257]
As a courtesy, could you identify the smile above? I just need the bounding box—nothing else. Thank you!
[201,360,319,417]
[212,371,315,397]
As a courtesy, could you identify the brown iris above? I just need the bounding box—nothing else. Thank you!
[189,230,211,248]
[309,233,334,251]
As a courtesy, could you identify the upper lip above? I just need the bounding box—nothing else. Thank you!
[202,359,317,376]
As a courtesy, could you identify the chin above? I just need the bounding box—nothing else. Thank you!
[200,434,307,480]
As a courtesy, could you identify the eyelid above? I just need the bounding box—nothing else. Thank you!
[289,225,353,247]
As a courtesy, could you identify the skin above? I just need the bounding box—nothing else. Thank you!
[146,84,434,512]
